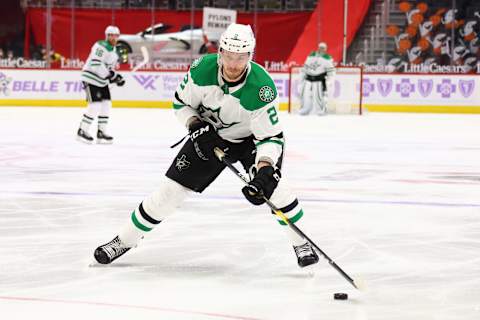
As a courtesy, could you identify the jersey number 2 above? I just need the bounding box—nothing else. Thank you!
[267,106,278,125]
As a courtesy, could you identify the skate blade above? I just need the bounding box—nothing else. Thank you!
[76,136,94,144]
[96,139,113,145]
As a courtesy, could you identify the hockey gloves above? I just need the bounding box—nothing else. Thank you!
[108,70,125,87]
[188,120,227,161]
[242,166,281,205]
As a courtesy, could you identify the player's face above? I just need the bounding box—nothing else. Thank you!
[220,50,249,81]
[107,34,119,46]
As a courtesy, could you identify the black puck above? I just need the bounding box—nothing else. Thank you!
[334,293,348,300]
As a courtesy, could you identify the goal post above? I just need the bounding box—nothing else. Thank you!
[288,65,364,115]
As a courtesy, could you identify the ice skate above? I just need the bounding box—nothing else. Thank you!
[94,236,131,264]
[97,130,113,144]
[77,128,94,144]
[293,242,319,268]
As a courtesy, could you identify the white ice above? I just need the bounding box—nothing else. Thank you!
[1,107,479,320]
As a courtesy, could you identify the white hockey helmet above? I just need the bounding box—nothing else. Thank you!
[318,42,327,50]
[219,23,256,54]
[105,25,120,37]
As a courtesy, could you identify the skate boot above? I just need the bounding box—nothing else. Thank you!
[293,242,319,268]
[97,130,113,144]
[77,128,94,144]
[94,236,131,264]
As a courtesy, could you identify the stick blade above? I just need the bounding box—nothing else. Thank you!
[353,277,367,291]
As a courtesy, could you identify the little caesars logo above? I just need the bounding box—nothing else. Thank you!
[259,86,275,102]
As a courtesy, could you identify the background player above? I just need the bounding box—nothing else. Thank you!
[299,42,335,116]
[77,25,125,144]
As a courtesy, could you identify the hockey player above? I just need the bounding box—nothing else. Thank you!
[77,25,125,144]
[299,42,335,116]
[93,23,319,268]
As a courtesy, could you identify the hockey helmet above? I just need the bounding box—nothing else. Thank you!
[219,23,256,54]
[105,25,120,37]
[318,42,328,50]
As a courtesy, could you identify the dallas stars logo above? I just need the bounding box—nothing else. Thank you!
[175,154,190,172]
[198,104,239,130]
[305,61,321,72]
[259,86,275,103]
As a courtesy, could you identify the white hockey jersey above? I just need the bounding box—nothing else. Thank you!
[303,51,335,77]
[81,40,119,87]
[173,54,284,165]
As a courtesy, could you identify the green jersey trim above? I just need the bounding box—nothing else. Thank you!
[173,103,185,110]
[255,139,284,147]
[308,51,332,60]
[189,54,219,87]
[231,61,277,111]
[97,40,114,52]
[82,73,107,86]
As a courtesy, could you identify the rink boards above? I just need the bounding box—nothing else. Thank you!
[0,68,479,113]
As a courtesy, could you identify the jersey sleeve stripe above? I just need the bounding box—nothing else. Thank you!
[174,91,189,106]
[81,74,106,86]
[173,103,185,110]
[255,139,284,147]
[83,70,108,80]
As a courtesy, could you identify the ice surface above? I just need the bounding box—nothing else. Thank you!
[1,107,479,320]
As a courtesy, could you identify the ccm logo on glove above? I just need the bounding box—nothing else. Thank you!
[189,123,210,140]
[188,120,227,161]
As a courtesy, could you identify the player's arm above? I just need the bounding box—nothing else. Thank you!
[326,58,336,78]
[325,58,336,92]
[251,104,284,166]
[242,102,284,205]
[173,70,203,127]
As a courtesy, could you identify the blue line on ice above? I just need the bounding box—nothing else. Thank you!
[4,191,480,208]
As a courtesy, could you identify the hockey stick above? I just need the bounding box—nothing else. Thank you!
[214,147,365,290]
[131,46,149,72]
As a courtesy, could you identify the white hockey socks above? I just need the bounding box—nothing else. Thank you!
[275,199,308,247]
[98,100,112,133]
[79,101,102,131]
[269,184,308,247]
[118,178,190,247]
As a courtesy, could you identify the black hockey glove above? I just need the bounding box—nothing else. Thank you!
[242,166,281,205]
[188,120,227,161]
[108,70,125,86]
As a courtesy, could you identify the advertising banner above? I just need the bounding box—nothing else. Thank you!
[0,69,479,113]
[362,73,480,113]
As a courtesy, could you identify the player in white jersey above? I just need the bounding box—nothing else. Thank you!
[93,23,319,268]
[299,42,335,115]
[76,25,125,144]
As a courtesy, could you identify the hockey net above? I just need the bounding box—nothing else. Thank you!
[288,66,364,115]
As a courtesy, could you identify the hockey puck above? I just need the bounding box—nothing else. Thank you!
[334,293,348,300]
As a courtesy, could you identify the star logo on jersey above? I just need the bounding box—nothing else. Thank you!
[259,86,275,103]
[190,56,203,69]
[175,154,190,172]
[198,104,239,130]
[305,61,321,71]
